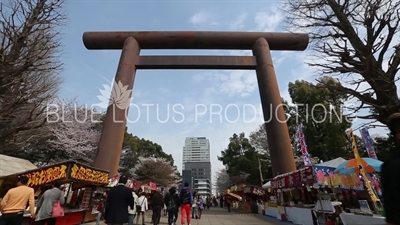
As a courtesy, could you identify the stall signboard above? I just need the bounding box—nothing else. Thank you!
[70,163,109,184]
[271,166,314,189]
[25,163,68,187]
[13,161,109,187]
[145,182,157,190]
[126,179,141,189]
[243,186,265,196]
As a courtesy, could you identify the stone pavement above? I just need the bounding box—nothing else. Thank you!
[85,207,284,225]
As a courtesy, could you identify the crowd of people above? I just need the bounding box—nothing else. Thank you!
[100,177,214,225]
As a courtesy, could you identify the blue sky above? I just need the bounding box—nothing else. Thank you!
[59,0,388,179]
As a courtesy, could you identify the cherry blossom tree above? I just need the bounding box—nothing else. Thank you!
[215,168,233,194]
[44,99,102,165]
[134,157,179,187]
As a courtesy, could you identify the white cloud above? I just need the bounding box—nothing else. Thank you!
[189,11,218,27]
[230,13,247,30]
[192,70,257,97]
[254,7,283,31]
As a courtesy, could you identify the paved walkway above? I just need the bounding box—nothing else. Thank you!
[85,207,284,225]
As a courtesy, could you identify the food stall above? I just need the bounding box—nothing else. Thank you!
[238,185,265,213]
[314,160,385,225]
[0,161,109,225]
[224,188,242,209]
[271,166,315,225]
[226,184,244,208]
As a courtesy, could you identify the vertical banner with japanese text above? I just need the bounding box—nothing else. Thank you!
[298,125,312,167]
[347,129,379,203]
[359,127,378,159]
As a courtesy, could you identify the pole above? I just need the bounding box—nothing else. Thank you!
[252,38,296,176]
[94,37,140,176]
[347,129,380,209]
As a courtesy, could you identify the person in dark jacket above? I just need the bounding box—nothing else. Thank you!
[164,187,180,225]
[104,175,135,225]
[382,113,400,225]
[151,189,164,225]
[179,182,193,225]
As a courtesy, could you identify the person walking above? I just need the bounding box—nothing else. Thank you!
[104,175,135,225]
[0,176,35,225]
[191,193,198,219]
[151,189,164,225]
[161,188,167,217]
[128,189,138,225]
[35,181,65,225]
[173,189,179,223]
[382,113,400,225]
[226,197,231,212]
[136,192,148,225]
[197,197,204,219]
[205,196,211,210]
[179,182,193,225]
[95,191,108,225]
[164,187,180,225]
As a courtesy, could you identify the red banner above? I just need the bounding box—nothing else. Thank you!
[243,186,265,196]
[271,167,315,189]
[146,182,157,189]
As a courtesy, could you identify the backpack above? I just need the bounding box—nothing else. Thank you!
[167,195,176,209]
[180,189,190,204]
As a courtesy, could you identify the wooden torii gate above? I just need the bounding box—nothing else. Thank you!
[82,31,309,177]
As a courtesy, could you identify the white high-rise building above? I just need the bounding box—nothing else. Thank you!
[182,137,210,170]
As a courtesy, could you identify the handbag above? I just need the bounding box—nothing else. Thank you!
[52,190,64,218]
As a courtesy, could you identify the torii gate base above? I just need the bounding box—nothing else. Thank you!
[83,31,309,177]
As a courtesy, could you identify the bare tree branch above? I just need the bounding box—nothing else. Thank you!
[0,0,66,153]
[283,0,400,124]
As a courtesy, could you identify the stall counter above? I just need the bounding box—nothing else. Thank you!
[265,207,278,218]
[284,207,314,225]
[83,208,98,223]
[23,208,87,225]
[340,213,385,225]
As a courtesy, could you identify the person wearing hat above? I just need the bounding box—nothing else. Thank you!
[382,113,400,225]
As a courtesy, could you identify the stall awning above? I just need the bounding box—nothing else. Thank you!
[262,181,271,189]
[314,157,346,168]
[0,154,37,177]
[227,192,241,199]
